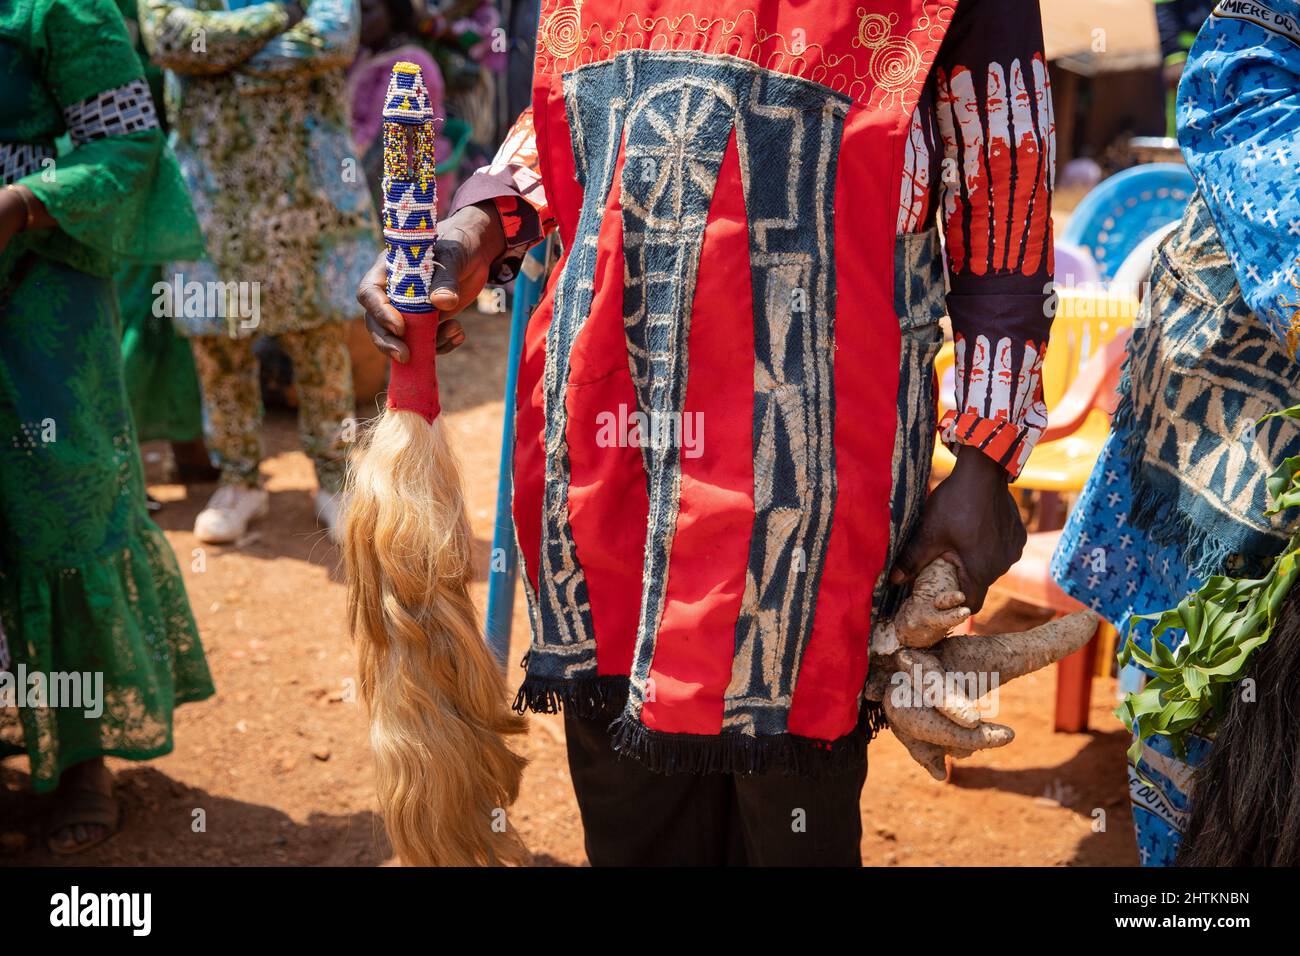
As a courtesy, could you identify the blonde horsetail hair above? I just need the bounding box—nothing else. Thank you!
[343,410,528,866]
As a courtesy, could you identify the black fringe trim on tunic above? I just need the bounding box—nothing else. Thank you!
[607,701,886,777]
[512,674,630,721]
[514,670,888,777]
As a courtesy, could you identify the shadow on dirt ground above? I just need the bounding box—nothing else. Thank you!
[2,764,390,866]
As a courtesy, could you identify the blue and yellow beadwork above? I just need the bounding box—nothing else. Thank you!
[382,61,437,314]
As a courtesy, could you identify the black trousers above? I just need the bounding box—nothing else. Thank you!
[564,712,869,866]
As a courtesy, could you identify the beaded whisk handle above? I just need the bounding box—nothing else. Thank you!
[382,61,440,422]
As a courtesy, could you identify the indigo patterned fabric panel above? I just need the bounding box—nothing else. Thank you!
[873,228,947,618]
[1123,193,1300,573]
[527,61,628,681]
[614,53,748,715]
[718,62,850,736]
[523,50,852,730]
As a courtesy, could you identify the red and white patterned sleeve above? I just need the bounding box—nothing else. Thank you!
[446,107,556,283]
[928,0,1056,478]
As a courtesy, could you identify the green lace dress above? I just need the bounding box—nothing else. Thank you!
[0,0,215,793]
[115,0,206,444]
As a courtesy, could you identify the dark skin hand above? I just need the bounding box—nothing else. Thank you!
[0,184,56,255]
[358,201,505,362]
[890,444,1026,613]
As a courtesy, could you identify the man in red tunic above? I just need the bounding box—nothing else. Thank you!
[360,0,1055,865]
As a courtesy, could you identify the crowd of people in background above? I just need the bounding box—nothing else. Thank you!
[0,0,507,855]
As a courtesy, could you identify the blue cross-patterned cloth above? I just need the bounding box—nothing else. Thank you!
[1052,424,1207,867]
[1179,0,1300,346]
[1055,0,1300,867]
[1128,730,1214,866]
[1055,1,1300,868]
[1051,422,1196,662]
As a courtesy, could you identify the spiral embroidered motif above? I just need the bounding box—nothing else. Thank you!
[540,4,583,59]
[856,10,894,49]
[869,37,922,92]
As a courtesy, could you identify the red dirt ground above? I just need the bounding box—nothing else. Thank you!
[0,307,1138,867]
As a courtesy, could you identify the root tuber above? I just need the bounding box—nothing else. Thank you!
[868,559,1101,779]
[870,558,971,655]
[882,670,1016,751]
[895,647,982,729]
[935,611,1100,685]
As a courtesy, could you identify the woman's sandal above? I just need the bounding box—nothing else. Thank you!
[45,786,120,855]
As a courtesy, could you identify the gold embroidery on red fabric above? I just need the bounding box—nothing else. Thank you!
[538,2,584,59]
[855,12,895,50]
[535,1,955,111]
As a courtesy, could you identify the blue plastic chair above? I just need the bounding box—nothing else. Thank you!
[1061,163,1195,281]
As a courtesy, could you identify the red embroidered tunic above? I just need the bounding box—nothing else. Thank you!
[450,0,1055,771]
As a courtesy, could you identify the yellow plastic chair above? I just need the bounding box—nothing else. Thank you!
[931,288,1138,492]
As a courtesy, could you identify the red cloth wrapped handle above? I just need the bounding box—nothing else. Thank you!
[386,311,441,423]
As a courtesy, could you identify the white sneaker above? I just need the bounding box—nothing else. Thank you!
[315,489,348,542]
[194,485,269,544]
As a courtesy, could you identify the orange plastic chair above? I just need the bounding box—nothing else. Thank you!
[932,288,1138,492]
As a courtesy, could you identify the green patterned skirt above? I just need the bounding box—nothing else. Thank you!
[117,262,205,444]
[0,253,214,793]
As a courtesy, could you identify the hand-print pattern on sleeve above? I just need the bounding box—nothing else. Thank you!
[936,52,1054,278]
[911,0,1056,478]
[943,331,1049,475]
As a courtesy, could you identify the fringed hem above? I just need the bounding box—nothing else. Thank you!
[512,674,629,721]
[606,701,887,778]
[1114,358,1271,580]
[1126,478,1247,580]
[515,672,888,777]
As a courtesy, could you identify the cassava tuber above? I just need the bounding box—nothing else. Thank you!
[868,559,1099,780]
[870,559,971,655]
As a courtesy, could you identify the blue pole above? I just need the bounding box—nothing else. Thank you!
[485,242,550,670]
